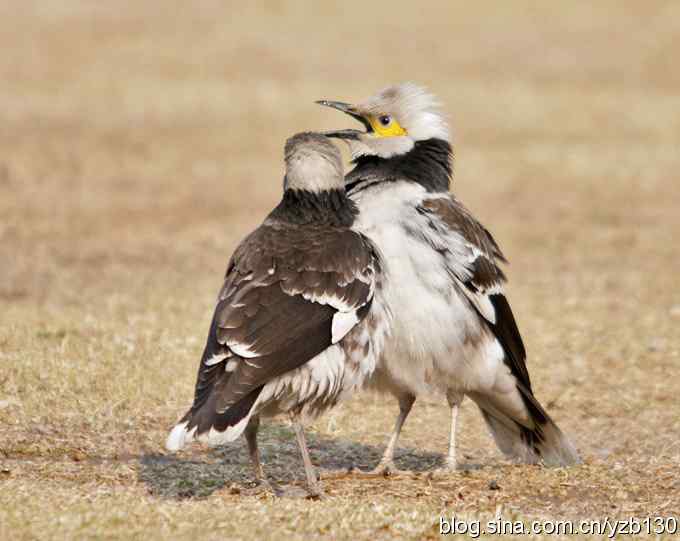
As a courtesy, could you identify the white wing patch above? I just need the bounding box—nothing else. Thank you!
[331,309,360,343]
[427,218,504,327]
[459,259,504,325]
[204,353,229,366]
[227,340,259,359]
[301,290,356,311]
[461,289,497,324]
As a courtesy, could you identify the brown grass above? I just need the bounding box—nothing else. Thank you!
[1,1,679,539]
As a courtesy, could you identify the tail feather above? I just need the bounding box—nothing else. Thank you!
[166,310,267,452]
[165,370,263,451]
[469,384,581,467]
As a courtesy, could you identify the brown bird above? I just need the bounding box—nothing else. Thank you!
[166,132,389,497]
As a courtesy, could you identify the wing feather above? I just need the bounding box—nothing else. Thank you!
[418,196,531,391]
[186,222,380,418]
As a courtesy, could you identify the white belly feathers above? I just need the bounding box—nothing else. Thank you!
[351,181,504,397]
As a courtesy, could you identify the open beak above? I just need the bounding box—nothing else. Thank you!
[316,100,371,140]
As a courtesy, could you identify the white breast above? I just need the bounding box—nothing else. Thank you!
[351,182,500,396]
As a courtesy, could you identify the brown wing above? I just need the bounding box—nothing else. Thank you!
[418,196,530,391]
[189,222,379,421]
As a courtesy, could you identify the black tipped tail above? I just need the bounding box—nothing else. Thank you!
[166,352,264,452]
[469,385,581,467]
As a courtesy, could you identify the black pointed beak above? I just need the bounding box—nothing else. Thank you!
[321,128,362,140]
[316,99,373,133]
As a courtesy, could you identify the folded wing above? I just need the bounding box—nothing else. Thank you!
[172,223,380,445]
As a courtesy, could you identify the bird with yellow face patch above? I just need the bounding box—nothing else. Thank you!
[318,83,581,474]
[317,84,448,163]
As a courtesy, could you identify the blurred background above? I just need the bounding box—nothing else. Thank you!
[2,2,678,307]
[1,1,678,538]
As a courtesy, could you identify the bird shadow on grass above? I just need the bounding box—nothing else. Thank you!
[138,422,445,500]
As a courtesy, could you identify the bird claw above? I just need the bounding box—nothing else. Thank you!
[240,478,284,497]
[275,484,326,500]
[428,462,459,479]
[241,479,326,499]
[351,461,415,478]
[306,487,326,501]
[319,468,354,480]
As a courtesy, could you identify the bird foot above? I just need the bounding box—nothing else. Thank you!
[240,478,325,499]
[319,467,354,481]
[351,461,415,478]
[306,486,326,501]
[428,461,459,479]
[240,478,282,497]
[276,484,326,500]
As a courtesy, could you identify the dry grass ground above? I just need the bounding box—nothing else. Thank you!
[1,1,679,539]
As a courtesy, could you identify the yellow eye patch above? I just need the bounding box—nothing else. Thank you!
[368,114,407,137]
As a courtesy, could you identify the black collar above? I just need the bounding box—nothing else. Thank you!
[346,138,453,194]
[270,188,358,226]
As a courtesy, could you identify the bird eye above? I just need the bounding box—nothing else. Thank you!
[378,115,392,127]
